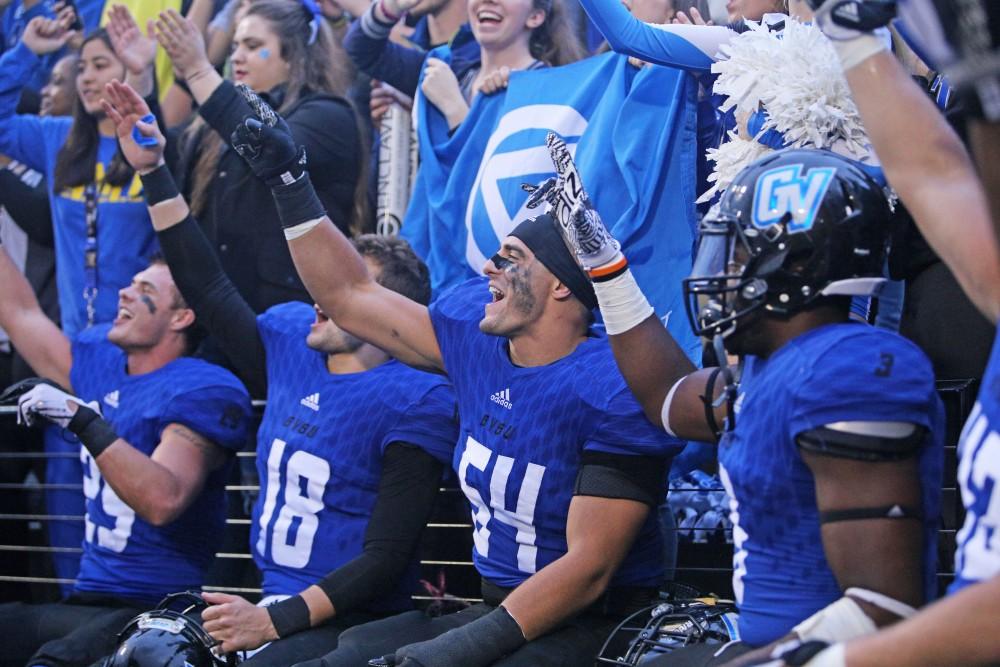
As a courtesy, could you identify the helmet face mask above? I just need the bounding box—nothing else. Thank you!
[683,149,892,344]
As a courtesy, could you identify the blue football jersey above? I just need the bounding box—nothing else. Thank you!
[429,278,683,589]
[951,329,1000,593]
[719,323,943,646]
[252,303,458,610]
[68,325,252,605]
[43,426,85,594]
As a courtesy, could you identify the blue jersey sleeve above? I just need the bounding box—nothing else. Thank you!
[786,330,940,439]
[0,41,67,170]
[428,278,490,381]
[383,382,458,465]
[158,382,252,453]
[69,325,122,393]
[577,0,729,72]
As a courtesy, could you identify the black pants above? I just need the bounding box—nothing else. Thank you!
[244,611,382,666]
[291,603,624,667]
[640,640,752,666]
[0,596,144,667]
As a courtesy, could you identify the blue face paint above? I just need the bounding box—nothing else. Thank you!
[259,48,271,59]
[140,295,157,315]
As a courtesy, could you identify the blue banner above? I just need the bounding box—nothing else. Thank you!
[403,51,702,359]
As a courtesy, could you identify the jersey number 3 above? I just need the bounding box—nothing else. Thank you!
[256,438,331,568]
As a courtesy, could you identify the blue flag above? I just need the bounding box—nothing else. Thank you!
[403,51,702,359]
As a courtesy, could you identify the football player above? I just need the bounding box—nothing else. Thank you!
[100,81,460,666]
[0,239,251,665]
[218,84,684,666]
[755,1,1000,665]
[543,141,945,666]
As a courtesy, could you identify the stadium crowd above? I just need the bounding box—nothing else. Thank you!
[0,0,996,665]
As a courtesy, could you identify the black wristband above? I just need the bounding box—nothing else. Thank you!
[140,164,181,206]
[67,405,119,458]
[266,595,312,638]
[271,172,326,230]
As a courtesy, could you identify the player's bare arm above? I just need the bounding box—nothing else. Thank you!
[0,244,73,389]
[222,84,444,372]
[500,494,650,638]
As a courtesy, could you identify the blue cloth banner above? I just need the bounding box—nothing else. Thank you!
[403,50,702,359]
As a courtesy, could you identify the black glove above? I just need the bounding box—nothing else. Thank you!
[230,83,306,187]
[370,607,526,667]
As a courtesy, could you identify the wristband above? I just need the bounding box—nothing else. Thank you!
[67,405,119,458]
[272,172,326,231]
[591,266,655,335]
[830,31,889,71]
[377,0,400,22]
[266,595,312,638]
[140,164,181,206]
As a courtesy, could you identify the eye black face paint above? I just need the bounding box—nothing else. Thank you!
[490,253,513,271]
[140,295,157,315]
[507,264,536,316]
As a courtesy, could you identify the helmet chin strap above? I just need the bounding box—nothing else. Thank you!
[710,334,740,436]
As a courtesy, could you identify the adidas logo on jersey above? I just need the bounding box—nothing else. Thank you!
[300,393,320,411]
[103,390,119,408]
[490,388,512,410]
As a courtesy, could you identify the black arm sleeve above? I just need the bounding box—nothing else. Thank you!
[574,451,667,508]
[197,79,257,142]
[0,166,53,247]
[315,442,443,614]
[156,215,267,396]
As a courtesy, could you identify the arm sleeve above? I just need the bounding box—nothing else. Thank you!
[344,8,428,97]
[0,165,53,246]
[197,78,258,142]
[575,451,667,507]
[0,42,53,169]
[316,442,443,613]
[577,0,733,72]
[156,215,268,397]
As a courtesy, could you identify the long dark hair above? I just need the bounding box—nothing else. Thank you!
[529,0,587,66]
[53,29,134,193]
[186,0,369,232]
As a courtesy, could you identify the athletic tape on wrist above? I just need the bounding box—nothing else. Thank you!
[792,595,877,644]
[591,267,654,335]
[832,32,889,71]
[283,218,323,240]
[844,587,917,620]
[139,164,180,206]
[271,172,326,231]
[266,595,311,638]
[67,406,118,458]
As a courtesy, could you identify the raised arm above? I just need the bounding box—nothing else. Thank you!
[102,79,268,396]
[226,87,445,373]
[577,0,735,72]
[0,243,71,389]
[806,1,1000,324]
[344,0,430,97]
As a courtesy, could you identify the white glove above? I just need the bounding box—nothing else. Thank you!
[808,0,894,69]
[18,384,101,429]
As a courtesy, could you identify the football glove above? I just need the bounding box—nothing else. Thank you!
[17,382,101,429]
[806,0,896,40]
[231,83,306,188]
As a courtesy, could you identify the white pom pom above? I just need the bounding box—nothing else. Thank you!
[703,18,875,200]
[698,132,773,203]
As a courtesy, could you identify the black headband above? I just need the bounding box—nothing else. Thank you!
[507,214,597,311]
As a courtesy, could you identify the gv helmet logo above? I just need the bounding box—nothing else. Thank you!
[752,164,836,233]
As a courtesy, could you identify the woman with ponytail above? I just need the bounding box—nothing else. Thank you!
[157,0,366,314]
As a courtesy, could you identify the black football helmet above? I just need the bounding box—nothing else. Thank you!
[102,591,240,667]
[683,148,892,340]
[595,590,739,666]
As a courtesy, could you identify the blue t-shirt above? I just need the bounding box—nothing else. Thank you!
[429,278,683,589]
[68,325,252,605]
[719,323,943,646]
[0,42,158,337]
[951,329,1000,593]
[252,303,458,610]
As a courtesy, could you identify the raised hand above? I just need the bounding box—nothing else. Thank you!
[153,8,212,82]
[420,58,469,130]
[101,80,166,174]
[106,4,157,75]
[540,133,622,271]
[21,8,77,56]
[230,84,306,186]
[806,0,896,41]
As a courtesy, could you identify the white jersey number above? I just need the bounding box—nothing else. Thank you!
[458,435,546,574]
[719,464,748,604]
[256,438,331,568]
[81,449,136,553]
[955,402,1000,582]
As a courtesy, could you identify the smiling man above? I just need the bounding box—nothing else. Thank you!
[0,240,251,667]
[218,87,683,667]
